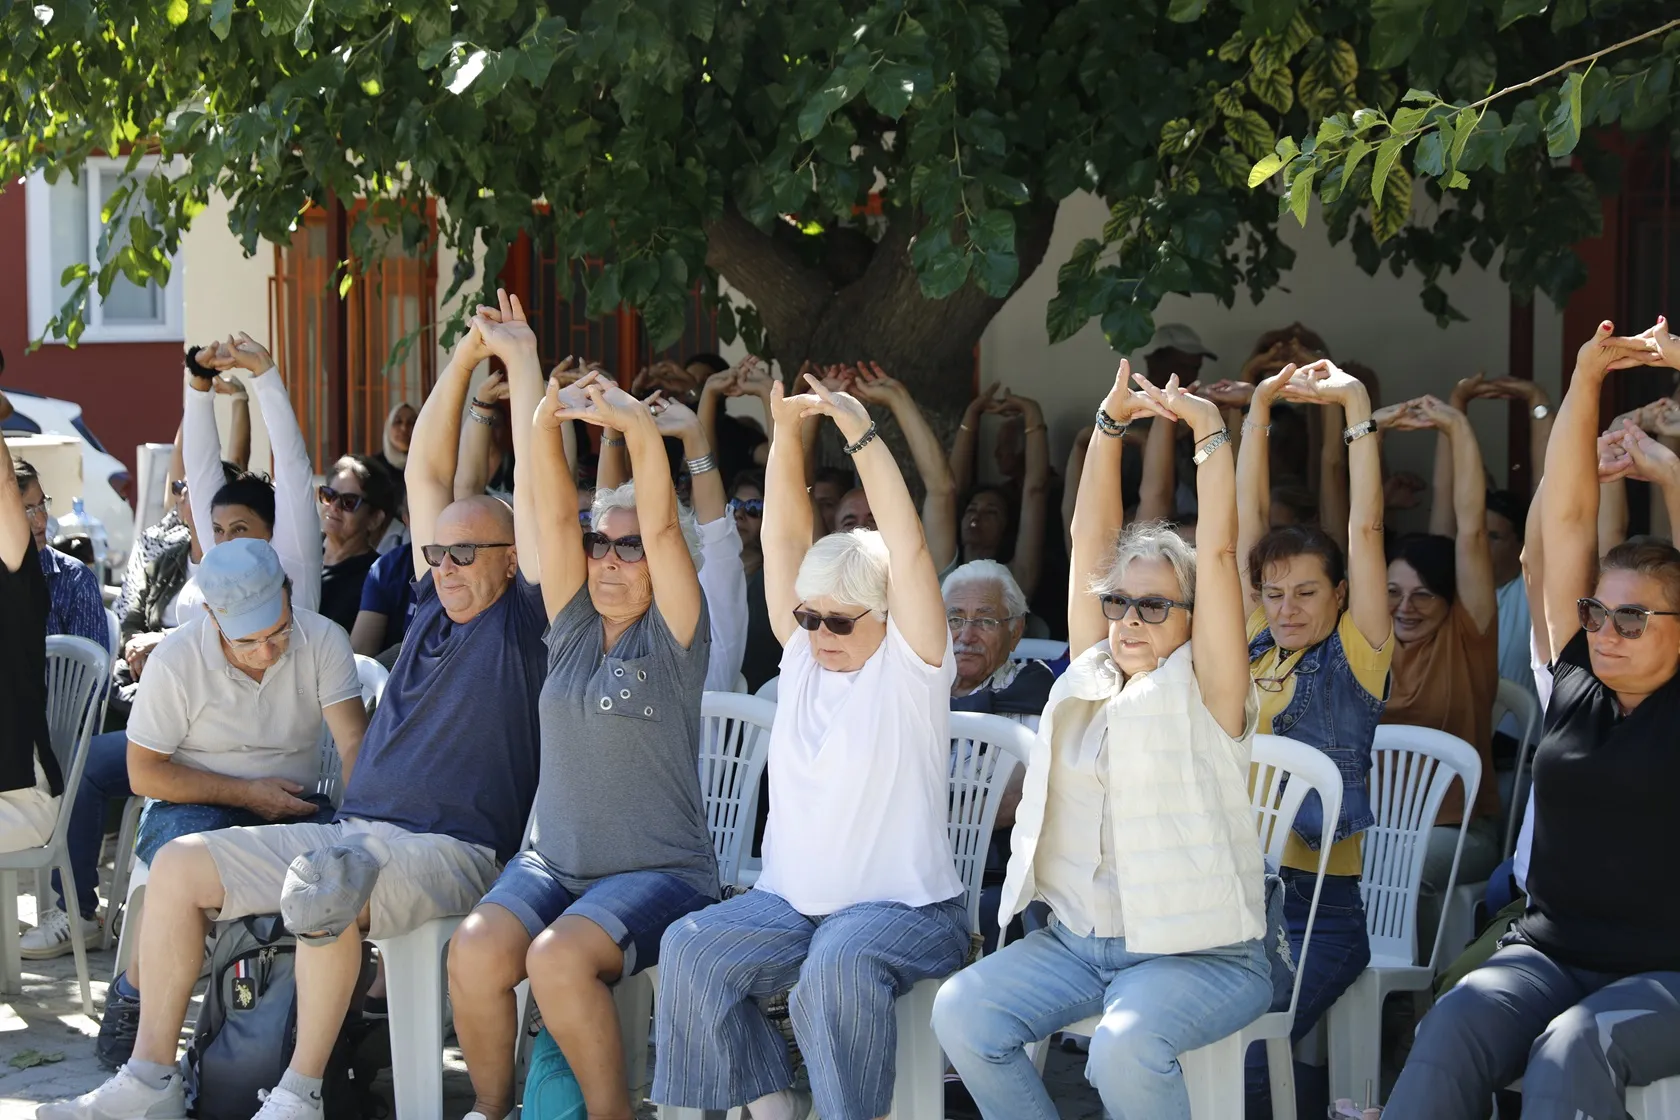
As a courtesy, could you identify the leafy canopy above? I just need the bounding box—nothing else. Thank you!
[3,0,1675,359]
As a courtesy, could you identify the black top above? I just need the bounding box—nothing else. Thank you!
[319,550,380,633]
[740,567,780,692]
[950,659,1056,718]
[0,540,61,796]
[1516,631,1680,975]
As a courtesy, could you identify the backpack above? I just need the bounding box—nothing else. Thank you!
[522,1027,586,1120]
[183,913,387,1120]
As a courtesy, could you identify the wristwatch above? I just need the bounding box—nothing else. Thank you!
[1531,404,1549,421]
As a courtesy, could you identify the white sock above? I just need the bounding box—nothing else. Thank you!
[123,1058,177,1090]
[748,1090,800,1120]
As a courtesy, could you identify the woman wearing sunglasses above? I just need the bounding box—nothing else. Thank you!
[1386,319,1680,1119]
[314,453,398,633]
[935,363,1270,1120]
[447,367,717,1120]
[654,372,968,1120]
[1233,358,1394,1114]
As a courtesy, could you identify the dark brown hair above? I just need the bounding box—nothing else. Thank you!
[1249,322,1331,361]
[1248,524,1346,590]
[1601,536,1680,611]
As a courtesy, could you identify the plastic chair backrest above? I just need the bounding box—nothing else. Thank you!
[44,635,108,779]
[105,608,120,667]
[1249,733,1344,1020]
[1491,678,1542,856]
[1009,639,1068,663]
[355,654,390,708]
[946,712,1032,935]
[754,675,779,702]
[698,691,777,888]
[1364,725,1483,969]
[732,672,749,694]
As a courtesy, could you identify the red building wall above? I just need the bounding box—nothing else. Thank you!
[0,185,185,478]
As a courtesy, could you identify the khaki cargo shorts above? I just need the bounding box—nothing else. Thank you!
[198,817,499,940]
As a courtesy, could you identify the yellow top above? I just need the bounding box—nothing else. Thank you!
[1248,607,1393,876]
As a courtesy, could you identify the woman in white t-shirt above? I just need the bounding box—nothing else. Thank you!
[653,373,970,1120]
[932,363,1272,1120]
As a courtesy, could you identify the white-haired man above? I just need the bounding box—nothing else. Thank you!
[943,559,1055,728]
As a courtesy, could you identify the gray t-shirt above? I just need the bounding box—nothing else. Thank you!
[534,584,718,898]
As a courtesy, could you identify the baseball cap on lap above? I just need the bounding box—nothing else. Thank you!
[280,846,381,941]
[198,537,287,639]
[1145,323,1217,359]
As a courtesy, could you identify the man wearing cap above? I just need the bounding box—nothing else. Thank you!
[1143,322,1218,385]
[42,292,548,1120]
[80,537,366,1073]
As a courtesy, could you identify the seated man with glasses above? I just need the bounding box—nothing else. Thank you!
[944,558,1055,729]
[13,459,108,652]
[44,292,548,1120]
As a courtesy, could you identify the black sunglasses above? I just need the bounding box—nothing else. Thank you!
[582,531,646,563]
[730,497,765,516]
[792,606,872,635]
[421,542,512,568]
[1577,597,1680,639]
[1100,593,1192,624]
[317,485,365,513]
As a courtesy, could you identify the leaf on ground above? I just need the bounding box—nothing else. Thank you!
[8,1049,66,1069]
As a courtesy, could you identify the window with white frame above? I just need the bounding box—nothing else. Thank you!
[25,157,184,343]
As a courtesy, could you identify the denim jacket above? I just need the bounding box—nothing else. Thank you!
[1249,620,1388,850]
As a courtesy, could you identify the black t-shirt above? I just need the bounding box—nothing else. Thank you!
[0,540,61,796]
[319,551,380,633]
[740,568,780,692]
[1516,631,1680,975]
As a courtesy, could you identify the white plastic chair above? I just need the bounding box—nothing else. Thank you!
[355,653,390,708]
[1025,734,1345,1120]
[754,675,779,702]
[1325,725,1481,1106]
[698,692,776,889]
[1008,638,1067,662]
[105,607,121,667]
[1491,678,1542,858]
[732,671,749,694]
[1630,1076,1680,1119]
[0,635,108,1017]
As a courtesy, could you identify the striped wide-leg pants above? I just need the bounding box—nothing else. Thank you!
[652,887,969,1120]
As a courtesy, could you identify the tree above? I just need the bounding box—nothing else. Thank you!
[3,0,1676,409]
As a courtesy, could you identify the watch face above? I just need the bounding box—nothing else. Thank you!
[1532,405,1549,420]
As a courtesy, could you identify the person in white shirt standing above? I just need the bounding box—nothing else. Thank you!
[653,374,970,1120]
[933,363,1272,1120]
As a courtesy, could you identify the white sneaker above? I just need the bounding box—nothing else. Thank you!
[36,1066,186,1120]
[252,1087,322,1120]
[20,906,100,961]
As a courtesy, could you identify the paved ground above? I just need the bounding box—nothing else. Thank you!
[0,889,1101,1119]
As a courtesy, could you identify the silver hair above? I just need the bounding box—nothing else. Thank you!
[1090,519,1196,605]
[941,558,1028,618]
[794,529,890,615]
[590,481,704,573]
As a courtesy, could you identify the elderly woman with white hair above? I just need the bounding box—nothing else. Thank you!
[446,370,717,1120]
[654,374,969,1120]
[933,363,1272,1120]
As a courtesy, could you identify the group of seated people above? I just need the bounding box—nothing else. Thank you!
[5,292,1678,1120]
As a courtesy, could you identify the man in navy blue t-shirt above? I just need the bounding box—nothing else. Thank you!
[46,292,550,1120]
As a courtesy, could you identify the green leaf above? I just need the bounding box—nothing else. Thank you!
[418,39,457,70]
[1413,130,1446,177]
[166,0,190,25]
[1316,116,1349,145]
[338,272,354,298]
[865,67,915,119]
[1448,110,1479,167]
[1288,165,1316,225]
[1249,153,1287,188]
[1371,135,1405,203]
[472,50,519,104]
[1497,0,1548,30]
[1227,110,1275,160]
[1367,16,1422,69]
[918,246,973,300]
[1372,163,1412,243]
[1551,0,1586,30]
[969,209,1016,255]
[1046,290,1088,345]
[1167,0,1209,21]
[975,247,1020,297]
[798,85,848,141]
[1158,118,1193,158]
[210,0,235,39]
[1217,32,1249,63]
[1326,39,1358,87]
[1100,301,1155,353]
[1250,66,1294,114]
[1545,72,1583,157]
[1351,108,1385,133]
[7,1050,65,1070]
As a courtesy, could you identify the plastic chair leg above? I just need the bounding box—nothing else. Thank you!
[113,862,148,981]
[374,917,459,1120]
[1326,971,1382,1108]
[104,798,144,952]
[57,858,95,1017]
[1265,1037,1298,1120]
[0,870,19,996]
[887,977,945,1120]
[614,967,655,1099]
[1182,1032,1247,1119]
[1628,1075,1680,1120]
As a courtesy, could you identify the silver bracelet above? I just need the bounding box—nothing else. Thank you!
[843,421,880,455]
[685,453,718,476]
[1192,428,1232,466]
[466,408,494,427]
[1242,419,1271,436]
[1342,418,1377,445]
[601,433,626,447]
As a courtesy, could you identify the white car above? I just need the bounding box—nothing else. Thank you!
[2,388,135,567]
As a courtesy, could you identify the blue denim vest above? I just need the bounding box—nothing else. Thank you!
[1249,620,1388,850]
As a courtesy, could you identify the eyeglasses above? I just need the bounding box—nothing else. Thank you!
[792,606,872,635]
[22,495,51,520]
[317,485,366,513]
[947,614,1017,634]
[729,498,764,517]
[224,620,294,652]
[1387,587,1441,610]
[1254,663,1300,693]
[421,542,513,568]
[170,479,189,497]
[1577,597,1680,639]
[582,531,646,563]
[1100,594,1191,623]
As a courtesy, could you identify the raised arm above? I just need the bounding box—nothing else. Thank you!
[1415,395,1496,632]
[182,350,226,555]
[453,371,506,500]
[763,382,816,646]
[852,363,959,573]
[1062,426,1090,551]
[528,366,592,619]
[1234,367,1294,602]
[1522,478,1552,665]
[1069,362,1176,657]
[0,419,29,571]
[1136,375,1249,737]
[218,378,251,472]
[1006,393,1050,599]
[496,291,546,582]
[1542,322,1663,655]
[1133,415,1176,524]
[1279,361,1392,650]
[1603,418,1680,547]
[408,309,494,580]
[949,384,1002,495]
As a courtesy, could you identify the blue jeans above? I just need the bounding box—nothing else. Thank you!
[134,797,334,864]
[653,888,970,1120]
[933,921,1271,1120]
[1244,870,1371,1118]
[52,730,130,918]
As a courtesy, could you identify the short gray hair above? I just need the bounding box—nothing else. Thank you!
[1090,519,1196,605]
[795,529,890,615]
[942,559,1028,618]
[590,481,704,573]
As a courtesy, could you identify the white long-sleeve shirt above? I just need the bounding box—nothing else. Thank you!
[696,515,748,693]
[183,369,322,612]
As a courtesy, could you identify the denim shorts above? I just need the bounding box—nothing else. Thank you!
[135,795,336,865]
[482,850,717,974]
